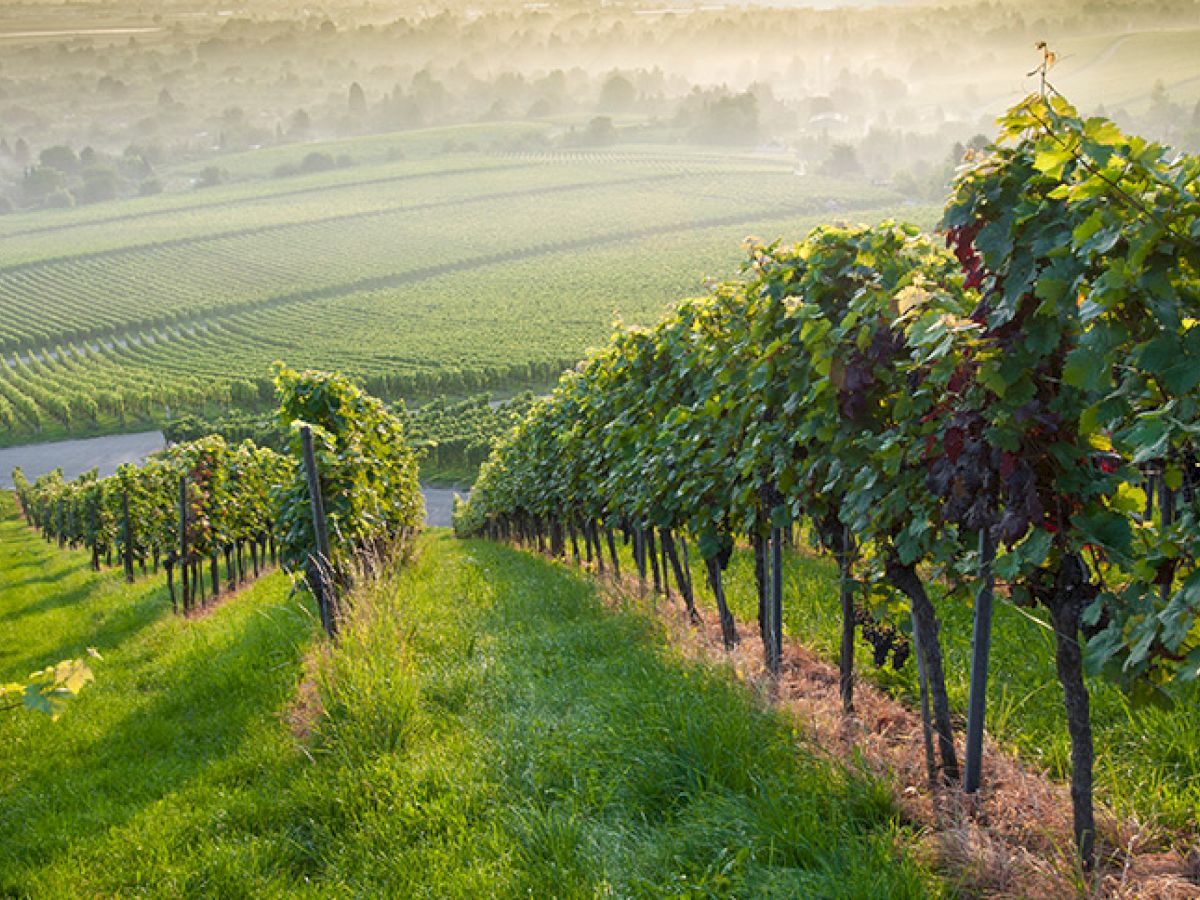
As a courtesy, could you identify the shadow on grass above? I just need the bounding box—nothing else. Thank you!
[1,570,114,625]
[0,563,83,594]
[25,583,169,669]
[0,574,171,682]
[445,538,932,897]
[0,588,311,882]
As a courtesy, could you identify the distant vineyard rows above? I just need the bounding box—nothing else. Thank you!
[0,151,908,441]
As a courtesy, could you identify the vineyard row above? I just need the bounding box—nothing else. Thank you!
[13,366,425,633]
[456,93,1200,868]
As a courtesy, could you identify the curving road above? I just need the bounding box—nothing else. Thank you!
[0,430,166,490]
[0,431,465,527]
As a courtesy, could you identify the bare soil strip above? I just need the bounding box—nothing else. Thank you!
[599,576,1200,898]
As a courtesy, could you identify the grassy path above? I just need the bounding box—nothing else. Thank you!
[0,501,942,896]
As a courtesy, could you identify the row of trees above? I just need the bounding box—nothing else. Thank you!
[456,92,1200,867]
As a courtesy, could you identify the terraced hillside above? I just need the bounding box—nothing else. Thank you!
[0,131,928,443]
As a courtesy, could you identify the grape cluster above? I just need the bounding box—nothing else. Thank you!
[931,216,1080,547]
[836,323,906,423]
[945,221,984,290]
[924,409,999,531]
[853,604,911,670]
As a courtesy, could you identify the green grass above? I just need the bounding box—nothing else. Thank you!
[0,496,943,896]
[0,492,314,895]
[650,537,1200,835]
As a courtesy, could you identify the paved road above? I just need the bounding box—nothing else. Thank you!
[0,431,166,489]
[0,431,466,527]
[423,486,467,528]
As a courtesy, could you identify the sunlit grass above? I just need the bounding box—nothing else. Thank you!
[0,498,941,895]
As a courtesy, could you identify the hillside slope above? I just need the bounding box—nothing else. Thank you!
[0,499,941,896]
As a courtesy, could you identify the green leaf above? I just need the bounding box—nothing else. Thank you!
[1082,118,1124,147]
[1158,570,1200,651]
[1071,509,1132,555]
[1062,349,1104,392]
[1071,211,1104,247]
[1127,418,1170,465]
[1179,647,1200,683]
[993,551,1020,581]
[1164,465,1184,492]
[1033,144,1074,179]
[1018,527,1053,568]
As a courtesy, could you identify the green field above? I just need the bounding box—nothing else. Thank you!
[0,131,931,444]
[0,496,941,896]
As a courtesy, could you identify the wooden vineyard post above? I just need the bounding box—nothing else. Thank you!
[166,560,177,614]
[838,525,855,713]
[550,519,564,558]
[911,605,937,787]
[301,425,337,638]
[1159,472,1175,602]
[964,527,997,794]
[647,528,663,595]
[758,481,784,676]
[767,523,783,675]
[660,528,698,621]
[179,474,190,614]
[591,522,605,574]
[605,527,620,579]
[705,556,738,650]
[122,487,135,583]
[678,537,692,598]
[90,502,100,571]
[633,528,647,589]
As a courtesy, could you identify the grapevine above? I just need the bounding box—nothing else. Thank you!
[458,93,1200,868]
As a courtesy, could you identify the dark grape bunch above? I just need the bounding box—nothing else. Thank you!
[853,604,911,670]
[835,323,906,423]
[924,408,1000,532]
[932,217,1078,547]
[945,221,985,290]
